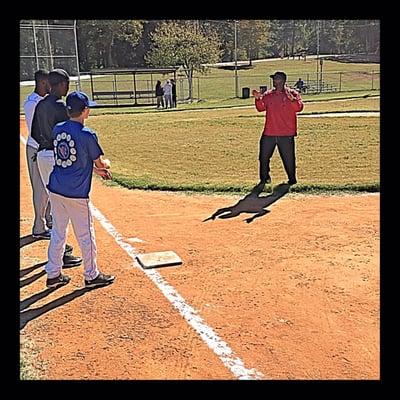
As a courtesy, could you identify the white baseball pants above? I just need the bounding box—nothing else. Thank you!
[26,145,52,234]
[36,149,55,188]
[45,191,100,281]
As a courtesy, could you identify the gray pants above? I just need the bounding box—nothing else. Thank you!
[26,145,52,234]
[164,94,172,108]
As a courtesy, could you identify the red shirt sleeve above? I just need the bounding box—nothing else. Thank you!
[290,98,304,112]
[255,97,266,112]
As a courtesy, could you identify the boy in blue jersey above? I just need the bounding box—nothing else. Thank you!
[45,91,115,288]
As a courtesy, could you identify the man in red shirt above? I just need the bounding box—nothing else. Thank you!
[252,71,304,190]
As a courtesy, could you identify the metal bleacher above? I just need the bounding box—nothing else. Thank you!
[289,80,338,94]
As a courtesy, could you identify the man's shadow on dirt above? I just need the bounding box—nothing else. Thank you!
[19,260,109,330]
[20,263,47,288]
[20,234,44,249]
[19,285,101,330]
[204,183,290,223]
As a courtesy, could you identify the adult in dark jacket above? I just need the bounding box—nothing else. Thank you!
[171,78,177,107]
[155,80,164,108]
[31,68,82,268]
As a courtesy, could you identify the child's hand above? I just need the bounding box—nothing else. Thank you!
[95,167,112,180]
[102,158,111,169]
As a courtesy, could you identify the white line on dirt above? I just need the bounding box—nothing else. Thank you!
[89,203,265,380]
[19,133,263,379]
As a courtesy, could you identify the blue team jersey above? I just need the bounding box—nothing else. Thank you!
[48,120,104,199]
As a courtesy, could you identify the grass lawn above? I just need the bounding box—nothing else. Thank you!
[20,59,380,112]
[19,58,380,193]
[87,106,379,193]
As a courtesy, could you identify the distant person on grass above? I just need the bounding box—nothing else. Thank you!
[252,71,304,191]
[163,79,173,108]
[45,91,115,289]
[155,80,164,109]
[23,69,52,238]
[170,78,177,107]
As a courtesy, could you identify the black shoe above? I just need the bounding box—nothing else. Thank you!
[63,254,82,268]
[253,181,266,193]
[65,244,73,255]
[287,179,297,185]
[32,230,51,239]
[46,273,70,288]
[261,176,271,184]
[85,273,115,288]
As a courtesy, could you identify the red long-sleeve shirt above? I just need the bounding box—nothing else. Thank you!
[255,88,304,136]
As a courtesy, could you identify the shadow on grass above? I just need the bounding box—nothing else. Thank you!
[203,183,290,223]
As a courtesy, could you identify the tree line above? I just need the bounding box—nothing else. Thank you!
[20,19,380,88]
[75,19,379,70]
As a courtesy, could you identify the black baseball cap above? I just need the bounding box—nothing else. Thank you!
[270,71,287,81]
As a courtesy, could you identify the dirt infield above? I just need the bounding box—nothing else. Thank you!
[19,118,379,380]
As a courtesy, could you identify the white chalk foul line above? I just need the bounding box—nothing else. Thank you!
[20,135,27,146]
[19,133,264,379]
[89,203,264,380]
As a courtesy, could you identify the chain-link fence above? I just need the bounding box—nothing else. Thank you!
[20,20,80,85]
[191,70,380,101]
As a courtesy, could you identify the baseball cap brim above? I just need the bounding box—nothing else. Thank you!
[270,74,286,79]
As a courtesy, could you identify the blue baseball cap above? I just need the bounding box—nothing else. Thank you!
[66,91,97,113]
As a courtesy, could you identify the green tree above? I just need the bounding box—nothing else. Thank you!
[199,20,234,61]
[146,21,222,100]
[77,20,143,69]
[237,20,269,63]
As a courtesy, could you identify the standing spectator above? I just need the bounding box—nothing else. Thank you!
[163,79,173,109]
[45,91,115,288]
[23,69,52,238]
[155,80,164,108]
[170,78,177,107]
[252,71,304,190]
[31,68,82,268]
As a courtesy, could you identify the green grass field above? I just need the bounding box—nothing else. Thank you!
[196,59,379,100]
[19,59,380,112]
[87,106,379,193]
[20,58,380,194]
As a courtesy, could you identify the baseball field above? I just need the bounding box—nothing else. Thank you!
[20,86,379,379]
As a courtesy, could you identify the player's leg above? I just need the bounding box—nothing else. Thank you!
[45,192,71,286]
[67,198,100,282]
[259,135,276,183]
[277,136,297,184]
[26,145,50,236]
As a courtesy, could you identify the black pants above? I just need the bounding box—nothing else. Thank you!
[259,135,296,182]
